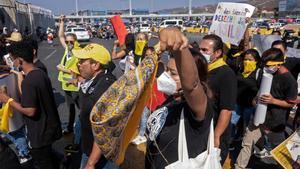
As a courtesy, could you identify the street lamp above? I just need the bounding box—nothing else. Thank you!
[189,0,192,15]
[129,0,132,16]
[75,0,78,16]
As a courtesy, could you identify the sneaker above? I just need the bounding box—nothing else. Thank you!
[254,148,272,159]
[62,128,73,135]
[19,156,32,164]
[131,136,147,145]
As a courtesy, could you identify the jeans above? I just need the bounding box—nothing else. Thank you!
[232,105,255,139]
[0,126,29,157]
[138,107,150,136]
[74,118,81,145]
[80,153,120,169]
[235,105,255,128]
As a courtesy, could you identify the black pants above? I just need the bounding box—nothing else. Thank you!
[0,138,22,169]
[65,91,79,131]
[220,125,231,165]
[31,145,59,169]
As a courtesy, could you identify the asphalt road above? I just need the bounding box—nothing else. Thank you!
[36,36,282,169]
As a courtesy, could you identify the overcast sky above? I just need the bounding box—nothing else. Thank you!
[23,0,241,15]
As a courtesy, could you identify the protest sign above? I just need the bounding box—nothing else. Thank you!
[209,2,255,45]
[111,15,128,46]
[0,74,23,132]
[271,129,300,169]
[252,35,282,54]
[287,47,300,58]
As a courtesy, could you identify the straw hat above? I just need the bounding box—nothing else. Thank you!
[6,32,22,42]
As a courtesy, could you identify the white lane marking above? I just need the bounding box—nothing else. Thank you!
[44,49,57,60]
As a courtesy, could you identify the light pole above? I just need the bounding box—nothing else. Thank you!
[189,0,192,15]
[129,0,132,16]
[75,0,78,16]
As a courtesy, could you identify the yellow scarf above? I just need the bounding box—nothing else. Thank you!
[90,47,158,165]
[242,60,257,78]
[0,98,14,133]
[134,40,147,56]
[208,58,227,72]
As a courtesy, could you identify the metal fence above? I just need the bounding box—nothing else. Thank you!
[0,0,54,35]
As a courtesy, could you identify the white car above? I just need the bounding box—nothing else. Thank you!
[139,23,150,33]
[159,19,185,31]
[65,27,90,41]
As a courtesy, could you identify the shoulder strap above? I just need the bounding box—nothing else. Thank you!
[255,68,261,80]
[178,108,189,162]
[207,119,215,154]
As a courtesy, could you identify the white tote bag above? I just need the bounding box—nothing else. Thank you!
[165,109,222,169]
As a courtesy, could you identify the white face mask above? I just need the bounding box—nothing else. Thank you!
[264,66,278,74]
[157,72,177,96]
[200,52,212,63]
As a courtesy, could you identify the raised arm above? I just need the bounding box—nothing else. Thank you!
[159,28,207,120]
[111,40,126,60]
[58,15,67,49]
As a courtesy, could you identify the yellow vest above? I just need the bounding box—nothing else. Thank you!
[58,47,80,92]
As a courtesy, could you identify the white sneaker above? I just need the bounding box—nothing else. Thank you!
[131,135,147,145]
[19,156,32,164]
[254,148,272,159]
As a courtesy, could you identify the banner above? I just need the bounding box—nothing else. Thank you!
[209,2,255,45]
[110,15,128,46]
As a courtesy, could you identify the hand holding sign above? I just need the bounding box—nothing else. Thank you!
[209,3,255,45]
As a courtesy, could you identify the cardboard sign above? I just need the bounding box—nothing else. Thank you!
[209,2,255,45]
[252,35,282,55]
[287,47,300,58]
[110,15,128,46]
[271,129,300,169]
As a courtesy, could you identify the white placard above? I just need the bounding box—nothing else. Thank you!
[254,71,273,126]
[287,47,300,58]
[251,35,282,55]
[209,2,255,45]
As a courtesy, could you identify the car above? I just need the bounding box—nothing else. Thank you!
[139,23,150,33]
[65,27,90,41]
[159,19,185,31]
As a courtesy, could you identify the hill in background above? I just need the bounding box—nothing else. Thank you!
[157,0,279,14]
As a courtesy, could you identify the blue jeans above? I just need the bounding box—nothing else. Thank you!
[138,107,150,136]
[74,118,81,145]
[235,105,255,128]
[80,153,120,169]
[0,126,29,157]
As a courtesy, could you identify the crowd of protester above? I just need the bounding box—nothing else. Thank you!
[0,15,299,169]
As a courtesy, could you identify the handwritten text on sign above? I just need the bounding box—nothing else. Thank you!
[209,3,255,46]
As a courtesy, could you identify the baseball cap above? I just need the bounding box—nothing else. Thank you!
[73,43,111,65]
